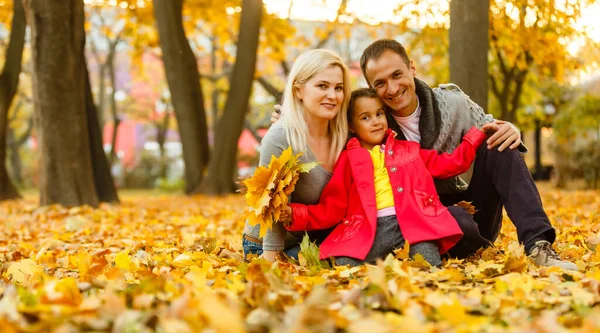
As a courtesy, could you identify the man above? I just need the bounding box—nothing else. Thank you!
[272,39,577,270]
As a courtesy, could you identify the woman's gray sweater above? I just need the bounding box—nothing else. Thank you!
[243,122,332,251]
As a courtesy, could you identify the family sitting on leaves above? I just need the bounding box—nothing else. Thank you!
[242,39,578,271]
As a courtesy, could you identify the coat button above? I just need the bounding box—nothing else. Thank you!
[397,187,404,193]
[388,149,394,155]
[390,167,397,172]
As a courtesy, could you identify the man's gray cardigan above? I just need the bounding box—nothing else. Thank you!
[386,78,526,194]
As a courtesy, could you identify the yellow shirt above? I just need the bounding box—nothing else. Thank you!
[369,145,395,210]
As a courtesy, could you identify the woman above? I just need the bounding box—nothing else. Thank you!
[242,49,351,261]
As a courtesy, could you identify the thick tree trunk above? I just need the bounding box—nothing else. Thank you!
[84,57,120,203]
[23,0,98,207]
[200,0,263,195]
[0,0,26,201]
[449,0,489,111]
[153,0,210,194]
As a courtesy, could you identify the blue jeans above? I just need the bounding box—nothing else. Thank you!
[242,235,300,260]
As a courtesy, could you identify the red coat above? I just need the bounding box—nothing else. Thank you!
[287,127,487,260]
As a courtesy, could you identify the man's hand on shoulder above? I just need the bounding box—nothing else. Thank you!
[486,120,521,152]
[270,105,282,124]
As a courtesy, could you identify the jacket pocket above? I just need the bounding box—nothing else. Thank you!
[331,215,364,243]
[413,189,442,217]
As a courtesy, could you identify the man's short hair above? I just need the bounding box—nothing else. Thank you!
[360,39,411,82]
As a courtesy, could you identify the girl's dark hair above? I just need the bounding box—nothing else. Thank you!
[347,88,379,124]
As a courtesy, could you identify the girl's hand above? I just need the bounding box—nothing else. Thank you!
[279,205,292,226]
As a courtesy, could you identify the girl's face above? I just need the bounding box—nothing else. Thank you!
[296,66,344,121]
[350,96,388,150]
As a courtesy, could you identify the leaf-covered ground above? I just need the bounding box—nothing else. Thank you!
[1,184,599,332]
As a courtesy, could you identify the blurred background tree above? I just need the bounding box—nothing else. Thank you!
[0,0,599,205]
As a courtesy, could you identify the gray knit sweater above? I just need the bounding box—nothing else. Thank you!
[386,79,525,194]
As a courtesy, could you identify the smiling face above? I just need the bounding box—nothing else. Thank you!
[364,49,418,117]
[350,96,388,150]
[296,65,345,122]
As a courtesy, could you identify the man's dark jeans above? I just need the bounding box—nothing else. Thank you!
[441,144,556,258]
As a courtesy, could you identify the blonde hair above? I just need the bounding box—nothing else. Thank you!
[281,49,351,167]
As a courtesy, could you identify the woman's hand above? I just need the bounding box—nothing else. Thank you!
[261,250,281,262]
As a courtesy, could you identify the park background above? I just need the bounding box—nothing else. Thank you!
[1,0,599,203]
[0,0,600,332]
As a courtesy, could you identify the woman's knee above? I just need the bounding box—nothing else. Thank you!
[242,236,263,259]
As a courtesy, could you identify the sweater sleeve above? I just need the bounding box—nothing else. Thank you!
[286,152,352,232]
[459,88,527,153]
[419,126,486,179]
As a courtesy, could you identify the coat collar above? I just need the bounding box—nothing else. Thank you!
[345,129,398,150]
[383,78,441,149]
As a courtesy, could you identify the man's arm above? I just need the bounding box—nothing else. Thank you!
[270,105,282,124]
[461,91,525,152]
[486,119,522,152]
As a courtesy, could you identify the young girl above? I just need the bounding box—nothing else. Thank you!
[280,88,497,266]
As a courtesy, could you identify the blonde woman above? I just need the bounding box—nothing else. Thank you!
[242,49,351,261]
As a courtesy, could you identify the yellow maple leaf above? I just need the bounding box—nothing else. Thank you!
[244,167,278,213]
[172,254,195,268]
[436,298,467,326]
[114,250,132,270]
[4,259,44,285]
[454,201,478,215]
[394,241,411,260]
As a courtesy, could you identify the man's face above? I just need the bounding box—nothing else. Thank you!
[364,49,418,117]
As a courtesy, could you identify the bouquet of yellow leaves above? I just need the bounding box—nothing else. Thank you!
[241,147,319,237]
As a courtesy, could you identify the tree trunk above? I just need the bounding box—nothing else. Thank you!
[7,128,23,185]
[449,0,489,111]
[156,111,170,179]
[23,0,98,207]
[200,0,263,195]
[7,113,33,185]
[153,0,210,194]
[107,44,120,166]
[210,35,220,124]
[0,0,26,201]
[84,56,120,203]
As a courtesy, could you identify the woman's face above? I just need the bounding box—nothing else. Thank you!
[296,66,345,121]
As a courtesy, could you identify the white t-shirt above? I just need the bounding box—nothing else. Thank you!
[391,100,421,142]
